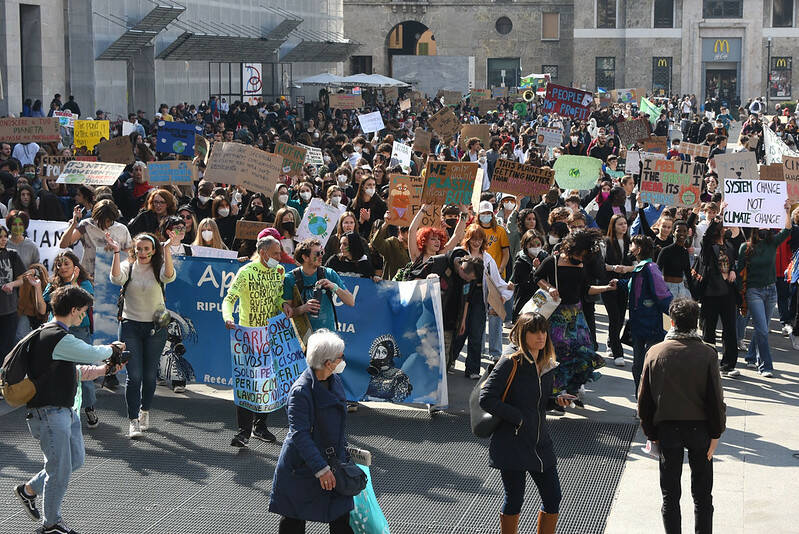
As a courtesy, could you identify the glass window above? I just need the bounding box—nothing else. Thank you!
[542,65,559,81]
[487,58,520,89]
[773,0,794,27]
[770,57,792,97]
[596,57,615,90]
[652,57,672,96]
[597,0,617,28]
[496,16,513,35]
[654,0,674,28]
[702,0,743,18]
[542,13,559,40]
[351,56,373,74]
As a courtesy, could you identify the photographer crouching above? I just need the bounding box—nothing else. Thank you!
[12,286,127,534]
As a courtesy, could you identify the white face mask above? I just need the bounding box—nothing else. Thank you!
[503,201,515,211]
[266,257,280,269]
[364,187,375,197]
[337,175,348,184]
[233,192,242,204]
[201,230,214,242]
[331,196,341,206]
[528,247,542,256]
[217,208,230,217]
[549,235,560,245]
[278,194,289,205]
[198,195,210,204]
[479,214,493,224]
[300,191,312,201]
[333,359,346,374]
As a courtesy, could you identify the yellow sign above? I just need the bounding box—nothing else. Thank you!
[714,39,730,54]
[776,58,788,68]
[74,120,110,150]
[657,58,669,67]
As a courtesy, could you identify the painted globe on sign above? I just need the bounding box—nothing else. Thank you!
[308,215,328,236]
[172,140,187,154]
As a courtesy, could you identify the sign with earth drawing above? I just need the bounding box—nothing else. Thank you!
[296,198,342,247]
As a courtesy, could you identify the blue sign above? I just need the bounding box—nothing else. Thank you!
[155,120,203,155]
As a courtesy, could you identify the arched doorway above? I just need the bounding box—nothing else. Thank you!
[386,21,436,76]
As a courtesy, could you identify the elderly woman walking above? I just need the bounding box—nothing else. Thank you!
[270,329,355,534]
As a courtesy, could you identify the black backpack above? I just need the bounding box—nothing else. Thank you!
[0,324,64,407]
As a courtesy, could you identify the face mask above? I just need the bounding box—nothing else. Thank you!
[337,175,348,184]
[479,214,493,224]
[314,132,320,139]
[300,191,312,202]
[198,195,210,204]
[252,205,264,215]
[364,187,375,197]
[233,192,242,204]
[266,257,280,269]
[217,208,230,217]
[527,247,542,256]
[355,146,363,153]
[323,155,331,163]
[568,256,582,265]
[283,221,296,233]
[278,194,289,205]
[331,196,341,206]
[201,230,214,242]
[333,359,347,374]
[503,201,515,211]
[600,191,610,202]
[548,235,560,245]
[570,136,578,144]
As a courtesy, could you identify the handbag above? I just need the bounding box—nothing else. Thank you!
[469,356,519,438]
[349,465,390,534]
[314,400,367,497]
[520,257,561,319]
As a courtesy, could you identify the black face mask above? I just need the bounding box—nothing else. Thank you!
[444,218,458,228]
[251,205,264,216]
[283,221,296,233]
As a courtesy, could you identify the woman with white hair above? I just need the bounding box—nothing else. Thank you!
[269,329,355,534]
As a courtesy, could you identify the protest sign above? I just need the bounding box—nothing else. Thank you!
[147,160,197,185]
[329,93,364,109]
[41,155,97,177]
[156,121,203,156]
[641,136,668,154]
[616,118,650,147]
[781,156,799,201]
[542,83,593,121]
[677,141,711,158]
[195,135,210,165]
[640,97,663,126]
[387,174,422,226]
[764,126,799,164]
[471,88,491,101]
[421,161,479,205]
[513,102,528,117]
[491,86,508,99]
[205,142,283,194]
[298,142,324,166]
[490,159,555,197]
[413,128,432,153]
[476,99,499,115]
[74,120,110,150]
[399,99,411,111]
[611,88,640,104]
[273,142,307,177]
[357,111,385,134]
[714,151,758,181]
[190,245,239,259]
[383,87,399,101]
[459,124,492,149]
[760,162,785,181]
[0,117,61,143]
[552,155,603,190]
[26,220,84,271]
[56,160,125,186]
[53,111,76,129]
[230,320,307,413]
[121,121,135,136]
[596,92,612,108]
[723,179,787,228]
[535,127,563,147]
[96,136,134,164]
[639,158,703,207]
[296,198,342,247]
[92,254,449,407]
[390,141,412,169]
[235,220,270,240]
[625,150,665,174]
[438,90,462,106]
[428,107,461,140]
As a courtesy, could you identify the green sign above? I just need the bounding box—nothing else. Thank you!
[553,155,603,190]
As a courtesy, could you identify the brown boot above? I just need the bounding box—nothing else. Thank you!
[536,510,559,534]
[500,513,520,534]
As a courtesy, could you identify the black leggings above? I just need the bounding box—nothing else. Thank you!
[278,513,354,534]
[602,286,628,359]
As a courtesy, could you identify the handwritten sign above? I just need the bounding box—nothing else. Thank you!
[639,159,703,207]
[357,111,385,134]
[387,174,440,227]
[764,125,799,164]
[471,88,491,101]
[428,107,461,140]
[296,198,341,247]
[156,121,202,156]
[96,137,134,164]
[641,136,668,154]
[389,141,412,170]
[782,156,799,201]
[491,86,508,99]
[616,118,650,147]
[714,151,758,181]
[491,160,555,197]
[195,135,210,165]
[146,160,198,185]
[723,179,787,229]
[53,110,77,129]
[421,161,479,205]
[476,99,499,115]
[273,142,306,177]
[0,117,61,143]
[74,120,110,150]
[438,90,462,106]
[535,127,563,148]
[399,99,411,111]
[205,142,283,194]
[552,155,603,190]
[677,141,711,159]
[235,220,270,240]
[41,155,97,177]
[56,160,125,186]
[329,94,364,109]
[542,83,593,121]
[625,150,665,175]
[413,128,432,154]
[298,143,324,166]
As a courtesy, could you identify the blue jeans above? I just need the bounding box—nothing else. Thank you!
[70,326,96,410]
[736,312,749,342]
[486,311,503,359]
[119,320,167,419]
[26,406,85,527]
[500,465,562,515]
[15,314,32,342]
[632,335,662,397]
[745,285,777,372]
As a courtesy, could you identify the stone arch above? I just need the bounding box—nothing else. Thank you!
[385,20,435,75]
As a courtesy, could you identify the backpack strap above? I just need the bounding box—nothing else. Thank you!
[317,267,338,328]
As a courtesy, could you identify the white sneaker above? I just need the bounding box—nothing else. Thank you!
[129,419,142,439]
[614,357,625,367]
[139,410,150,431]
[759,370,774,378]
[781,324,793,336]
[173,385,185,393]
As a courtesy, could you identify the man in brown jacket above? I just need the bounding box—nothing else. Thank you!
[637,297,726,534]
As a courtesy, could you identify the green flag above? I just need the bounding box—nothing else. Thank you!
[640,97,662,126]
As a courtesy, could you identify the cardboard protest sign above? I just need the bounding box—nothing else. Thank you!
[383,87,399,101]
[421,161,479,205]
[428,107,461,140]
[471,88,491,101]
[96,137,134,164]
[329,94,364,109]
[552,155,603,190]
[74,120,110,150]
[491,159,555,197]
[723,179,787,228]
[413,128,432,154]
[0,117,61,143]
[764,126,799,164]
[760,162,785,181]
[235,220,271,240]
[296,198,342,247]
[390,141,412,169]
[616,118,650,147]
[387,174,441,227]
[459,124,492,149]
[41,155,96,177]
[438,90,462,106]
[625,150,665,174]
[56,160,125,186]
[639,158,703,208]
[491,86,508,99]
[357,111,385,134]
[641,136,668,154]
[677,141,711,159]
[714,151,758,181]
[542,84,593,121]
[399,99,411,111]
[195,135,210,165]
[146,160,197,185]
[535,127,563,147]
[273,142,307,177]
[205,142,283,194]
[596,92,612,108]
[477,99,499,115]
[781,156,799,201]
[156,121,203,156]
[53,111,76,129]
[298,143,324,166]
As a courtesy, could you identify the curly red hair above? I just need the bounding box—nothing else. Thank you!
[416,226,448,254]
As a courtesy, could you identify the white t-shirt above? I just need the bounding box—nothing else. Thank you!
[78,219,132,276]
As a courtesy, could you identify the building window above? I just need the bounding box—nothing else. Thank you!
[654,0,674,28]
[702,0,743,18]
[773,0,794,27]
[495,16,513,35]
[542,13,560,40]
[597,0,617,28]
[351,56,373,74]
[542,65,559,81]
[652,57,672,96]
[596,57,615,90]
[770,57,792,97]
[487,57,520,89]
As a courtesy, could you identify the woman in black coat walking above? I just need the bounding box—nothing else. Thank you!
[479,312,575,534]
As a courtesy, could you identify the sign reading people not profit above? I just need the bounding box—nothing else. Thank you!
[723,179,787,229]
[74,120,110,150]
[552,155,603,190]
[542,83,593,121]
[273,142,307,177]
[639,158,703,207]
[230,318,307,413]
[0,117,61,143]
[205,142,283,195]
[421,161,479,205]
[491,159,555,198]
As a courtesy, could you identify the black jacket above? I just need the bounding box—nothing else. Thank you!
[510,250,545,321]
[27,324,72,408]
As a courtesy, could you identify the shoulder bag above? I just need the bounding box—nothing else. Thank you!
[312,393,367,497]
[469,355,519,438]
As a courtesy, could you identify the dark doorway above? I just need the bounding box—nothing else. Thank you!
[386,21,433,76]
[705,69,738,106]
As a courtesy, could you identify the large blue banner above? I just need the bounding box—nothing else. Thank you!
[93,254,448,407]
[155,120,203,155]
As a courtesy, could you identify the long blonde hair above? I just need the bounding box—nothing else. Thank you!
[192,218,228,249]
[508,312,557,370]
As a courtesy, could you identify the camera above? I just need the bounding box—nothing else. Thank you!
[107,350,131,368]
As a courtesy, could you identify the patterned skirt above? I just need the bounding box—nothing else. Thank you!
[549,302,605,393]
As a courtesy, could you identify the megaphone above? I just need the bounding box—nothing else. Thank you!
[523,90,535,102]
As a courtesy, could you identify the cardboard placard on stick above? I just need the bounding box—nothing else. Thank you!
[205,142,283,194]
[616,118,650,147]
[329,94,364,109]
[74,120,110,150]
[235,220,270,240]
[96,137,134,164]
[781,156,799,201]
[56,160,125,186]
[428,107,461,140]
[146,160,198,185]
[399,99,411,111]
[676,141,711,159]
[459,124,492,149]
[639,158,703,208]
[477,99,499,115]
[420,161,479,205]
[715,151,758,181]
[0,117,60,143]
[641,136,668,154]
[413,128,432,154]
[437,90,462,106]
[273,142,306,177]
[491,160,555,198]
[760,163,785,181]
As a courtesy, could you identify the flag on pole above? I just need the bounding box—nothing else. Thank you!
[640,97,663,126]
